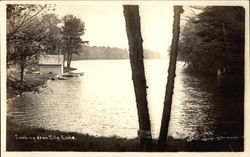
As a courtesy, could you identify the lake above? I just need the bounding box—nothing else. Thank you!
[7,59,244,140]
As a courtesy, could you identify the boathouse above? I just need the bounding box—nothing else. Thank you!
[39,55,64,74]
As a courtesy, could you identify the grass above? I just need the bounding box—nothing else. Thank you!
[7,64,77,99]
[7,122,141,151]
[6,64,244,152]
[7,65,52,99]
[6,122,243,152]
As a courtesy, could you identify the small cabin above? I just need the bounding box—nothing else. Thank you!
[39,55,64,74]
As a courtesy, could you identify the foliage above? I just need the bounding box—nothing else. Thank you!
[7,4,55,85]
[10,18,49,86]
[178,6,245,74]
[7,17,47,62]
[72,45,162,60]
[40,14,62,54]
[7,4,55,41]
[144,49,162,59]
[73,46,128,60]
[61,14,88,67]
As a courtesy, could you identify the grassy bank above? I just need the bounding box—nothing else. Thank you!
[7,65,52,99]
[6,122,243,152]
[7,65,77,99]
[6,65,243,152]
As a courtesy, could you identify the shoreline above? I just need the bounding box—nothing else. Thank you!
[7,73,51,100]
[7,65,77,100]
[6,64,244,151]
[6,122,243,152]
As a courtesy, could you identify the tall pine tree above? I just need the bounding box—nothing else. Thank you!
[61,15,88,68]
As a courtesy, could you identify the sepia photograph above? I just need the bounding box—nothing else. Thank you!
[1,0,249,155]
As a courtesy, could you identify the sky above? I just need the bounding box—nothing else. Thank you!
[55,2,175,53]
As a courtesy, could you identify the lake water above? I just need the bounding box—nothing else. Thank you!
[7,60,244,140]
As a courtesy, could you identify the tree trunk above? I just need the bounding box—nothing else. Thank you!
[68,51,73,68]
[63,49,66,67]
[123,5,152,151]
[158,6,184,151]
[66,48,71,68]
[19,56,26,89]
[20,64,24,88]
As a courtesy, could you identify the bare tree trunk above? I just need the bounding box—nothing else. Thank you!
[68,51,73,68]
[20,64,24,88]
[66,48,71,68]
[123,5,152,151]
[19,56,26,89]
[158,6,184,151]
[63,49,66,67]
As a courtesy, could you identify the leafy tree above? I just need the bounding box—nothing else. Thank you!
[8,17,48,87]
[7,4,54,86]
[40,14,62,54]
[7,4,55,43]
[179,6,245,74]
[61,14,88,67]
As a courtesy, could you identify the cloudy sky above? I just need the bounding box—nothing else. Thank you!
[55,2,175,53]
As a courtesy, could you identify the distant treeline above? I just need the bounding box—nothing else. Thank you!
[72,46,163,60]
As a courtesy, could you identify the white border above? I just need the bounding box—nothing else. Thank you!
[1,1,249,157]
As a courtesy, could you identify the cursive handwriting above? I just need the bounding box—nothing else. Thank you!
[15,134,77,142]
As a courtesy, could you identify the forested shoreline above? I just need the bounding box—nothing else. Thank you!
[178,6,244,76]
[5,4,245,152]
[72,45,163,60]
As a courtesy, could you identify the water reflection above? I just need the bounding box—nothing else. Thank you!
[7,60,243,140]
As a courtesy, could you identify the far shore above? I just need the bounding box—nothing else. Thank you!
[6,59,166,100]
[71,58,168,61]
[6,62,244,152]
